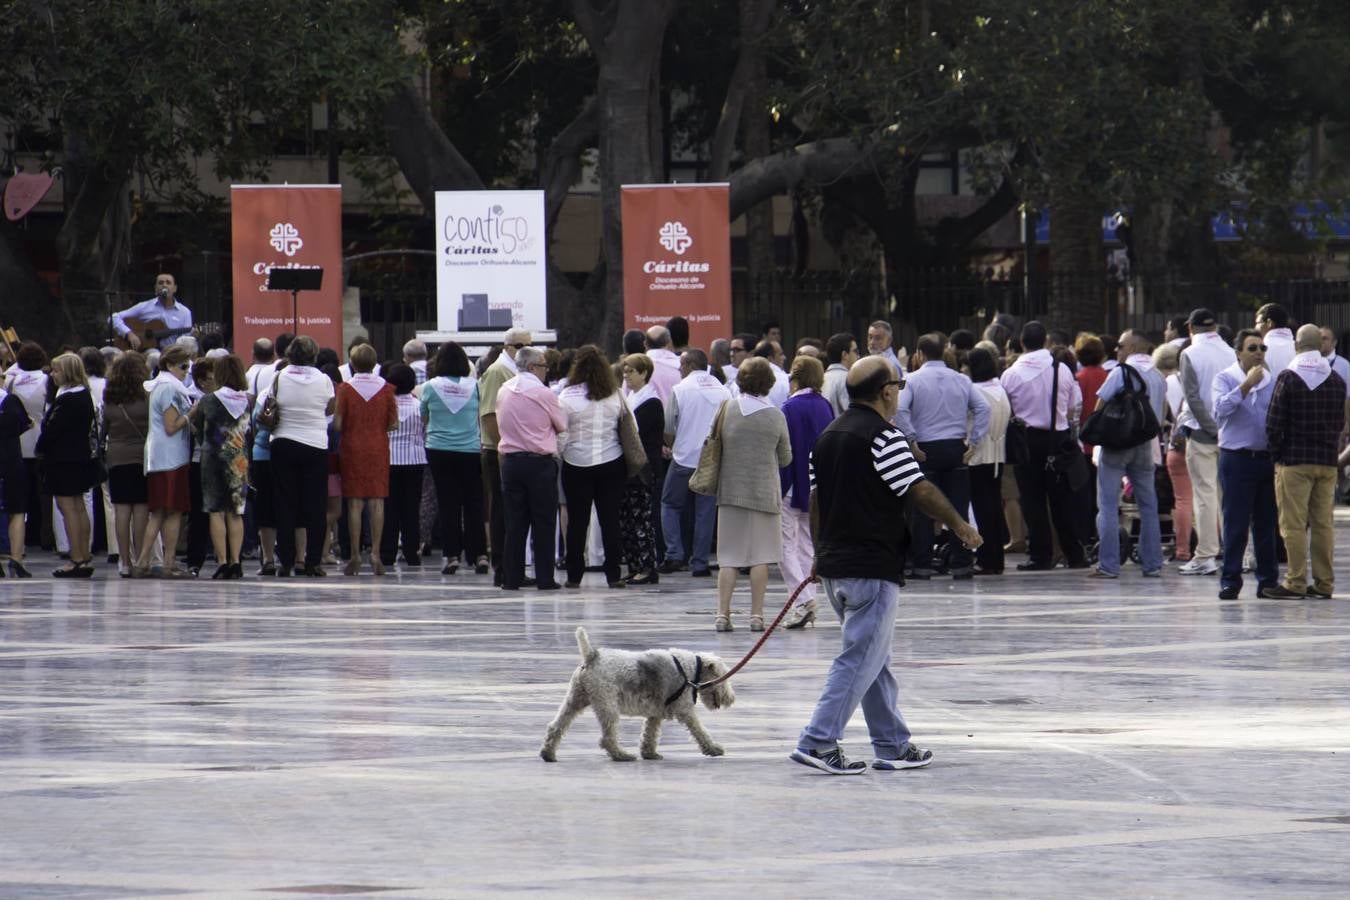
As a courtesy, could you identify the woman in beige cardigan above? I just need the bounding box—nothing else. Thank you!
[715,357,792,632]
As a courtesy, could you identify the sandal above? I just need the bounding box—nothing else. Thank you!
[749,615,765,633]
[344,559,360,577]
[714,615,733,632]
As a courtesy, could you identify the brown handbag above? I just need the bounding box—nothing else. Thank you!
[257,374,281,430]
[688,400,729,496]
[616,393,649,481]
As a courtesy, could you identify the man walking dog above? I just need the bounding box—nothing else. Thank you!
[792,357,982,774]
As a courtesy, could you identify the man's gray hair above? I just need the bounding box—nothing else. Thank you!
[1295,323,1322,352]
[646,325,671,349]
[515,346,546,373]
[682,347,709,370]
[503,326,532,346]
[403,338,427,361]
[174,335,199,358]
[709,338,731,367]
[869,320,893,336]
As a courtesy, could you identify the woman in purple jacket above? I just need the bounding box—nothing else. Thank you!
[779,355,836,628]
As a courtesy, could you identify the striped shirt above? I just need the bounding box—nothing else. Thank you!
[809,425,924,499]
[388,394,427,465]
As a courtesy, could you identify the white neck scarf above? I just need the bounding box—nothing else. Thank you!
[9,370,46,394]
[143,370,192,399]
[1288,350,1332,390]
[1124,353,1155,374]
[738,394,773,416]
[347,372,386,402]
[0,386,7,405]
[430,376,475,414]
[1222,361,1269,394]
[56,384,87,398]
[689,370,725,396]
[627,382,658,412]
[789,387,817,399]
[283,364,322,385]
[499,352,519,375]
[214,386,249,419]
[506,371,542,394]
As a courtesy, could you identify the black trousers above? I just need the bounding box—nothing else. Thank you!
[969,462,1008,572]
[1014,428,1088,567]
[186,461,208,568]
[381,464,425,563]
[270,438,327,570]
[561,456,625,583]
[648,456,667,564]
[909,439,974,572]
[428,449,486,564]
[501,453,559,589]
[482,448,505,577]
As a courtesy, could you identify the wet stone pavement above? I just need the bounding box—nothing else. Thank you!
[2,513,1350,897]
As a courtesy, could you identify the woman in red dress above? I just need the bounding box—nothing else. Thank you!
[335,344,397,575]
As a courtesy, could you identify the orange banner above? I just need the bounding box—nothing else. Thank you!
[230,185,343,356]
[621,184,731,352]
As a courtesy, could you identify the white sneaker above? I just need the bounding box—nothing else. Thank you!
[1178,558,1218,576]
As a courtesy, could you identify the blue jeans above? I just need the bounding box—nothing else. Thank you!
[798,578,912,758]
[1218,449,1278,592]
[1096,442,1162,575]
[660,462,716,571]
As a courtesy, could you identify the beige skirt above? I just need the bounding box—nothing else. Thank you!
[716,506,782,567]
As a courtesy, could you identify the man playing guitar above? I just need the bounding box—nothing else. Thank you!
[110,273,194,350]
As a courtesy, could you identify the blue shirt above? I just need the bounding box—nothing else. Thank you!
[896,360,990,445]
[111,297,193,338]
[420,377,481,453]
[1095,357,1166,427]
[1211,362,1274,451]
[145,382,192,473]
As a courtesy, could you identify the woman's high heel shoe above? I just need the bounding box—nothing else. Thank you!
[714,615,733,632]
[9,559,32,578]
[783,602,817,630]
[211,564,230,580]
[749,615,765,633]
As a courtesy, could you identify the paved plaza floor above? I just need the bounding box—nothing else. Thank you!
[3,515,1350,898]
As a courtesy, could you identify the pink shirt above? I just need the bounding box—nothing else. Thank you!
[647,348,682,405]
[496,373,568,455]
[999,349,1079,430]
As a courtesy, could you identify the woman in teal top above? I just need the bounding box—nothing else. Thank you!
[420,341,486,575]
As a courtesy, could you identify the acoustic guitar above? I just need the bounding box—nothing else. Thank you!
[114,317,219,351]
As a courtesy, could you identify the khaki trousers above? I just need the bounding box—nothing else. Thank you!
[1185,439,1222,561]
[1274,464,1337,595]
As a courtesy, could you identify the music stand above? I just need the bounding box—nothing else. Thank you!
[265,267,324,334]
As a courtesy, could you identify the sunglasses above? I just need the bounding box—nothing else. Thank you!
[508,342,530,350]
[1245,344,1267,353]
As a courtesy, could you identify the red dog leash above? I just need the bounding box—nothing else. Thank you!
[692,578,814,691]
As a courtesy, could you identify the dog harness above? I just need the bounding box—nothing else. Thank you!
[665,654,703,706]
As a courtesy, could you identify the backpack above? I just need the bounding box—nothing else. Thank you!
[1080,363,1160,450]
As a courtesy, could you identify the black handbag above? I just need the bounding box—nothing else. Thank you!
[1080,363,1161,450]
[1005,416,1030,465]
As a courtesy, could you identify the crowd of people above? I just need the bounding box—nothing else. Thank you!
[1,285,1347,617]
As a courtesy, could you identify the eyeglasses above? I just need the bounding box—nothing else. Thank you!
[529,362,548,371]
[887,379,904,389]
[508,342,530,350]
[1245,344,1267,353]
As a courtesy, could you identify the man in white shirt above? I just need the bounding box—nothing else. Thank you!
[1178,307,1238,575]
[109,273,193,350]
[822,332,858,416]
[244,339,276,396]
[868,320,907,380]
[658,349,730,576]
[1257,303,1296,374]
[338,335,381,382]
[751,340,790,408]
[644,325,682,405]
[404,338,429,385]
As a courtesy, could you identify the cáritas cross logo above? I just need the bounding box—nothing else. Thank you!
[269,223,303,257]
[659,221,693,255]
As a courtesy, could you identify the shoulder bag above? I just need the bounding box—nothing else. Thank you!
[688,399,729,496]
[616,393,650,483]
[1080,363,1161,450]
[257,373,282,431]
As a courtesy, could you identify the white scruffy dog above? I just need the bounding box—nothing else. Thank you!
[540,627,736,762]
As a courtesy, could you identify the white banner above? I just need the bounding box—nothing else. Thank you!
[434,190,547,334]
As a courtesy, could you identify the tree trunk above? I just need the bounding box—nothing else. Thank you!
[740,0,775,283]
[0,218,60,345]
[586,0,677,351]
[1047,182,1106,333]
[55,149,132,345]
